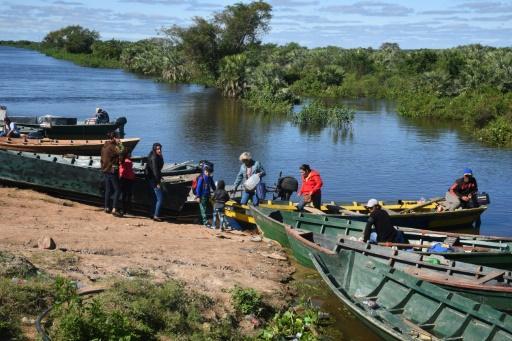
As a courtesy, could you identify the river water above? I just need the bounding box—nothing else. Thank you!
[1,46,511,339]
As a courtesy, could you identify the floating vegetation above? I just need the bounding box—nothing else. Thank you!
[292,101,354,130]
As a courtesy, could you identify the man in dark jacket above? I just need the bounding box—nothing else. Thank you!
[362,199,404,243]
[100,132,121,216]
[445,168,479,210]
[146,143,164,221]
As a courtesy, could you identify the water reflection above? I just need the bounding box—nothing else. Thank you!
[2,46,512,237]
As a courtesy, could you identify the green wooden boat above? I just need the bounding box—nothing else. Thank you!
[334,238,512,311]
[250,206,512,311]
[10,115,127,139]
[311,251,512,340]
[251,207,512,270]
[0,149,200,214]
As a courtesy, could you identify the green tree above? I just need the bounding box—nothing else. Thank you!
[42,25,99,53]
[163,1,272,77]
[91,39,127,60]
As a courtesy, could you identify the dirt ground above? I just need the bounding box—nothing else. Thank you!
[0,187,295,312]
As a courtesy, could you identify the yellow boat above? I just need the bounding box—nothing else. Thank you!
[224,199,487,230]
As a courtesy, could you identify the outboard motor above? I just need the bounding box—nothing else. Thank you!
[115,117,128,138]
[275,176,298,200]
[476,192,490,206]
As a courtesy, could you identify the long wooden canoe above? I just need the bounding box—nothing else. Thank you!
[257,207,512,270]
[251,205,512,269]
[311,251,512,340]
[327,200,487,230]
[225,198,487,230]
[0,137,139,156]
[0,150,200,213]
[335,238,512,311]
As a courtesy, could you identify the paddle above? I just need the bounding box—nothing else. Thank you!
[399,197,444,214]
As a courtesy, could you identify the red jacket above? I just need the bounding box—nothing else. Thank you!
[119,158,136,180]
[299,170,323,195]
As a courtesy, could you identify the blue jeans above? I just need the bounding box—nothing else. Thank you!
[104,172,120,211]
[212,207,226,229]
[149,180,163,218]
[241,191,259,206]
[297,193,321,210]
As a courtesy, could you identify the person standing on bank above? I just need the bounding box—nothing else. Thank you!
[146,143,164,221]
[119,151,135,216]
[297,164,323,210]
[445,168,479,210]
[195,165,216,227]
[212,180,230,230]
[233,152,265,206]
[100,132,122,217]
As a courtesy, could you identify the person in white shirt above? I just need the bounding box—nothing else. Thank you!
[1,117,20,138]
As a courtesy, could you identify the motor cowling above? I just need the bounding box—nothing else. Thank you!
[276,176,298,200]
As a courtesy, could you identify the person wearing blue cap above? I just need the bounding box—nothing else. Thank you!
[445,168,479,210]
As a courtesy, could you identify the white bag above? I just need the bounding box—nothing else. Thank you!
[244,174,260,191]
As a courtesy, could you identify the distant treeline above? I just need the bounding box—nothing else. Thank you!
[2,1,512,146]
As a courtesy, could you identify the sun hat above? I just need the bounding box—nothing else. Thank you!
[239,152,252,161]
[463,168,473,176]
[366,198,379,208]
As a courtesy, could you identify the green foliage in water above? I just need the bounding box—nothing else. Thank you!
[293,101,354,130]
[259,304,321,341]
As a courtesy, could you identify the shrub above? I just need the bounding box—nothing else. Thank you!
[231,286,263,315]
[260,304,320,340]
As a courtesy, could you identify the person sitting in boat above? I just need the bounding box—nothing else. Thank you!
[95,108,110,124]
[0,117,20,138]
[233,152,265,206]
[445,168,479,210]
[296,164,323,211]
[362,199,405,244]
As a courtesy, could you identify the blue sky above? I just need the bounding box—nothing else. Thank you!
[1,0,511,48]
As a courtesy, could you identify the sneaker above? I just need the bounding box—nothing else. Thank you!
[153,217,163,222]
[104,208,112,214]
[112,211,123,217]
[204,223,212,228]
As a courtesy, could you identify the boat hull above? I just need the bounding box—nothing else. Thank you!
[226,199,487,231]
[0,150,197,213]
[249,206,290,248]
[0,137,139,156]
[342,207,486,230]
[311,251,512,341]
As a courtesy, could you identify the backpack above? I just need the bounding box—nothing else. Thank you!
[191,174,203,196]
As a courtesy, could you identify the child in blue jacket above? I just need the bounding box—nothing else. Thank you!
[195,165,216,227]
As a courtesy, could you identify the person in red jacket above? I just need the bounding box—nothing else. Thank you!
[297,164,323,210]
[119,151,136,216]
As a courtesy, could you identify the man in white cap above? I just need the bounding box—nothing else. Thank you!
[362,198,404,244]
